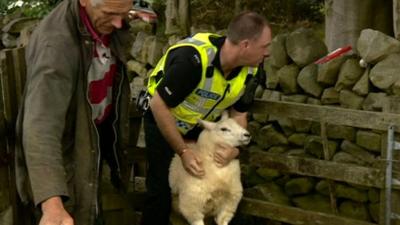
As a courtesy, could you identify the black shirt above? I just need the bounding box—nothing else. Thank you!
[156,35,264,113]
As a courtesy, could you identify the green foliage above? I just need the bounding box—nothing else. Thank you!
[289,0,325,22]
[0,0,324,33]
[189,0,324,31]
[1,0,62,18]
[0,0,10,15]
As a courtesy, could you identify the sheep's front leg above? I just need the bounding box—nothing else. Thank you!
[215,189,242,225]
[179,192,206,225]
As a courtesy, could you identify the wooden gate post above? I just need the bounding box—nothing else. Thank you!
[0,47,30,225]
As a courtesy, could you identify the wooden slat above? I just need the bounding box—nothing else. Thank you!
[127,191,146,211]
[0,112,6,169]
[390,191,400,225]
[127,146,146,163]
[239,197,377,225]
[102,193,129,211]
[0,48,25,127]
[249,151,387,189]
[0,47,27,225]
[0,111,5,137]
[251,100,400,131]
[11,48,26,107]
[0,50,17,125]
[0,152,10,168]
[320,122,338,214]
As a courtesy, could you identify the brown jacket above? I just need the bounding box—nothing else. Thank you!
[15,0,131,224]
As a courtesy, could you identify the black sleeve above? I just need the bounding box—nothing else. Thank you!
[156,46,202,107]
[232,65,266,112]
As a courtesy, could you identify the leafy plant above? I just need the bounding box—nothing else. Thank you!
[1,0,62,17]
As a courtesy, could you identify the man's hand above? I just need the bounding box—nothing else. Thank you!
[214,143,239,167]
[180,149,205,178]
[39,196,73,225]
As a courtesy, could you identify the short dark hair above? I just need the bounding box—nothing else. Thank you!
[227,11,269,44]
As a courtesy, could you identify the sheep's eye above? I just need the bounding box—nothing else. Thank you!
[220,127,230,132]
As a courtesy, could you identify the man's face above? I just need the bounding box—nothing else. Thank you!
[242,26,272,66]
[80,0,133,35]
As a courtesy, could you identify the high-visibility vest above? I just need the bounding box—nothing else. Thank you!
[148,33,257,134]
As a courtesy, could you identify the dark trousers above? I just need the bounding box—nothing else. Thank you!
[140,113,175,225]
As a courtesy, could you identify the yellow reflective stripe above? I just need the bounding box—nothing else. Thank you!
[181,99,225,118]
[175,108,224,135]
[181,100,209,114]
[190,45,217,109]
[196,77,214,107]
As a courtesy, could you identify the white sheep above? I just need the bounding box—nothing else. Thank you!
[169,112,251,225]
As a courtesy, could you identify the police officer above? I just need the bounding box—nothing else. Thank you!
[140,11,272,225]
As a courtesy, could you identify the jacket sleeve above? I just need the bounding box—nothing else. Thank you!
[22,37,78,206]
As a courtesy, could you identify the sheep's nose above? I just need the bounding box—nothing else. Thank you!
[244,132,251,139]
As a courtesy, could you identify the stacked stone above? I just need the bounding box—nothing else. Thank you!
[241,28,400,223]
[127,30,169,99]
[0,16,39,49]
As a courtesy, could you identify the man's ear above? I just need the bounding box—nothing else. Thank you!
[239,39,250,49]
[79,0,87,7]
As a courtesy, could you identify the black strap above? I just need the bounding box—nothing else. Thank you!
[154,70,164,83]
[244,73,253,84]
[205,66,214,78]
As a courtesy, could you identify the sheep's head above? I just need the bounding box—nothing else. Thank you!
[198,112,251,147]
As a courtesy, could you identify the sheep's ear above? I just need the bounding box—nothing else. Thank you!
[198,119,216,130]
[221,111,229,121]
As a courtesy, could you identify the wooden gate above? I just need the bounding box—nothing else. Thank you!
[236,99,400,225]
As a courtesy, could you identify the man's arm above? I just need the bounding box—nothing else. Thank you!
[150,91,205,177]
[149,46,205,177]
[229,108,248,128]
[23,38,78,224]
[40,197,73,225]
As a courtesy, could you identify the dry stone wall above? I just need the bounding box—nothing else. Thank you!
[128,27,400,223]
[245,27,400,223]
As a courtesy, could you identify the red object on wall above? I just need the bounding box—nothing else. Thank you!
[314,45,352,64]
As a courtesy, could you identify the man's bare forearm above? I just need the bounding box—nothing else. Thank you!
[229,108,248,128]
[149,91,188,154]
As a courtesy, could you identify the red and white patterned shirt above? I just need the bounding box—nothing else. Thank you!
[80,6,117,124]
